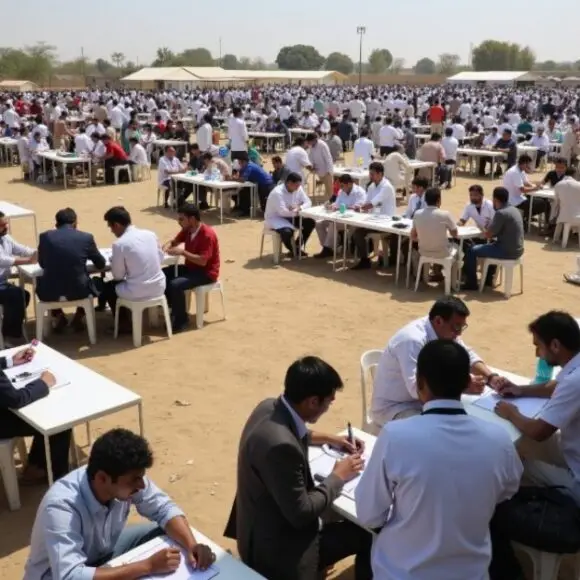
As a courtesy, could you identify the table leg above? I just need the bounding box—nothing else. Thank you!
[491,157,495,179]
[250,185,256,219]
[395,234,402,285]
[528,194,533,232]
[457,239,465,291]
[332,220,338,271]
[63,162,67,189]
[342,224,348,270]
[405,235,414,288]
[44,434,54,486]
[220,189,223,224]
[32,214,38,243]
[138,402,145,436]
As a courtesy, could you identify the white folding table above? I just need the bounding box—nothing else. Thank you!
[0,200,38,242]
[37,151,92,189]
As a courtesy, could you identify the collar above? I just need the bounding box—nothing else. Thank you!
[557,352,580,380]
[424,317,438,341]
[281,395,308,440]
[422,399,466,413]
[79,469,109,515]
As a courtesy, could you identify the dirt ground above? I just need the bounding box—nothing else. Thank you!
[0,152,577,579]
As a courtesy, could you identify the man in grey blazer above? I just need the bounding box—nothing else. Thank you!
[224,356,372,580]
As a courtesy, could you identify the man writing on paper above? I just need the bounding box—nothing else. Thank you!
[495,311,580,505]
[356,340,522,580]
[224,356,372,580]
[25,428,215,580]
[0,346,71,483]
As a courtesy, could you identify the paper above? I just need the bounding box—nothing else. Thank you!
[472,390,549,418]
[3,354,70,390]
[126,538,219,580]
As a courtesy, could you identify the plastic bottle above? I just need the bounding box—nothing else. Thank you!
[534,358,553,383]
[339,203,346,215]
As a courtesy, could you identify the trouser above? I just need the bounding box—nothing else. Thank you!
[315,220,337,249]
[0,283,29,337]
[462,242,507,288]
[104,158,134,184]
[89,523,165,567]
[535,150,547,168]
[257,183,274,213]
[353,228,373,261]
[517,197,550,226]
[95,279,126,319]
[314,173,333,199]
[436,163,451,185]
[478,156,503,177]
[430,123,443,134]
[275,217,316,253]
[489,509,525,580]
[163,265,214,326]
[380,146,396,157]
[0,413,71,479]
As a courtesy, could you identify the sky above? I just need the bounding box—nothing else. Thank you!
[4,0,579,67]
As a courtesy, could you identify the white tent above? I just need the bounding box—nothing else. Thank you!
[446,71,530,85]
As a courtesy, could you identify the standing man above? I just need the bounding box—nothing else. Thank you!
[427,99,445,135]
[357,340,522,580]
[224,356,372,580]
[0,211,36,342]
[306,132,334,199]
[196,113,213,153]
[162,204,220,333]
[228,106,248,163]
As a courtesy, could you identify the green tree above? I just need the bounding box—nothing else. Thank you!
[472,40,536,71]
[575,60,580,72]
[390,58,405,74]
[251,57,267,70]
[414,57,436,74]
[275,45,324,70]
[437,53,461,75]
[152,47,176,67]
[95,58,114,75]
[179,48,214,66]
[238,56,252,69]
[325,52,354,75]
[111,52,125,68]
[367,49,393,74]
[221,54,239,69]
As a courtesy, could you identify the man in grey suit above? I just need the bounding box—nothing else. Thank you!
[224,356,372,580]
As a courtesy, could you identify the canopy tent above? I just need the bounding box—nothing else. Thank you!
[446,71,530,85]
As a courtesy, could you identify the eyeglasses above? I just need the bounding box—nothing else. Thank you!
[450,322,469,333]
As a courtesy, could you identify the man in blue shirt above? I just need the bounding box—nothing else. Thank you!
[24,428,215,580]
[235,152,274,215]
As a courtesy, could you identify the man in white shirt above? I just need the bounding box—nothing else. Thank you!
[196,114,213,153]
[74,127,93,156]
[264,173,314,257]
[109,100,126,133]
[158,147,186,208]
[99,206,166,330]
[314,174,366,259]
[352,128,375,169]
[351,162,397,270]
[379,118,400,157]
[17,126,31,177]
[371,296,505,425]
[441,127,459,165]
[306,133,334,198]
[285,138,313,182]
[403,176,429,219]
[457,183,495,236]
[530,126,550,168]
[228,106,248,161]
[357,339,522,580]
[383,145,410,190]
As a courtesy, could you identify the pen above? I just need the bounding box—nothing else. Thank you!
[347,421,354,446]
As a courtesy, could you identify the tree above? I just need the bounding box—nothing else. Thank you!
[152,47,176,67]
[95,58,114,74]
[437,53,460,75]
[238,56,252,69]
[367,49,393,74]
[414,57,436,74]
[179,48,214,66]
[275,45,324,70]
[221,54,239,69]
[111,52,125,68]
[472,40,536,71]
[251,57,267,70]
[575,60,580,72]
[325,52,354,75]
[390,58,405,74]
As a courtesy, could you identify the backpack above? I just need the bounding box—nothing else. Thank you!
[493,486,580,553]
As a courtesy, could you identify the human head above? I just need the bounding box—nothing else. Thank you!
[416,340,470,403]
[430,133,441,142]
[189,143,200,157]
[468,184,484,206]
[528,311,580,367]
[517,154,532,172]
[55,207,77,229]
[554,157,568,174]
[445,127,453,137]
[283,356,343,423]
[129,137,138,147]
[104,206,132,238]
[428,297,471,340]
[285,172,303,193]
[339,173,354,194]
[177,202,201,231]
[165,146,176,159]
[502,128,512,141]
[272,155,283,171]
[237,151,250,170]
[412,177,428,196]
[424,187,442,208]
[0,211,8,237]
[305,133,318,147]
[201,151,213,169]
[368,161,384,184]
[87,428,153,502]
[492,186,509,210]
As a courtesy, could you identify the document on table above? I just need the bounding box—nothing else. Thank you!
[124,537,219,580]
[472,389,549,418]
[3,354,70,390]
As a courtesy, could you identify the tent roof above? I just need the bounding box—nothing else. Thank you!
[0,79,37,87]
[227,69,346,80]
[447,71,529,82]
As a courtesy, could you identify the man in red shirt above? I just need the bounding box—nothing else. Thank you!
[102,134,132,184]
[427,99,445,135]
[163,203,220,333]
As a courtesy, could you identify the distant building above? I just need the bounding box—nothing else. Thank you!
[0,79,40,92]
[446,71,537,87]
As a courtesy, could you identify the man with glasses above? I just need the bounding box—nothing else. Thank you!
[370,297,509,427]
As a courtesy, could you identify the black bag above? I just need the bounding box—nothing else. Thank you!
[493,486,580,554]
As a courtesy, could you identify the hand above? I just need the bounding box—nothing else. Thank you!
[332,453,365,482]
[12,348,35,366]
[147,548,181,575]
[166,246,184,257]
[40,371,56,388]
[496,381,523,398]
[494,400,518,420]
[26,254,38,265]
[188,543,215,571]
[465,374,486,395]
[327,434,365,455]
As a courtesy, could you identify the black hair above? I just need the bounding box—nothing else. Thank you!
[283,356,343,404]
[518,154,532,165]
[428,297,470,321]
[468,184,484,195]
[412,177,429,189]
[492,186,509,205]
[55,207,77,227]
[424,187,441,206]
[529,311,580,352]
[286,172,303,184]
[339,174,354,184]
[369,161,384,174]
[417,340,470,398]
[87,428,153,481]
[104,206,131,227]
[178,202,201,220]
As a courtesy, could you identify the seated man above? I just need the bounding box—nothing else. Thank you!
[457,183,495,247]
[271,155,291,184]
[0,211,36,342]
[416,133,448,185]
[462,186,524,291]
[383,144,411,191]
[24,428,215,580]
[264,172,314,257]
[530,126,550,168]
[102,134,134,184]
[158,146,186,208]
[99,207,166,331]
[129,137,149,180]
[541,156,569,188]
[403,176,429,219]
[315,174,365,259]
[351,162,397,270]
[0,346,71,484]
[235,152,275,215]
[37,208,106,332]
[162,204,220,333]
[370,297,502,426]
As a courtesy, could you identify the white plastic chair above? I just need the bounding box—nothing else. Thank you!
[185,281,226,329]
[478,257,524,298]
[36,298,97,344]
[414,253,458,295]
[360,350,383,435]
[259,228,282,265]
[157,185,168,207]
[513,542,580,580]
[0,438,28,511]
[113,164,133,185]
[114,296,172,348]
[553,221,580,249]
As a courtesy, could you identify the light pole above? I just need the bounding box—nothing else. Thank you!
[357,26,366,90]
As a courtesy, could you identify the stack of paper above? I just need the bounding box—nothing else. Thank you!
[3,355,70,390]
[472,390,549,418]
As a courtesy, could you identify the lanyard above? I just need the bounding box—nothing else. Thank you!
[421,408,467,416]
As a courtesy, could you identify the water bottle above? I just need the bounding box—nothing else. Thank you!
[339,203,346,215]
[534,358,553,383]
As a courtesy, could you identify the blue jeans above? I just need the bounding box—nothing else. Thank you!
[463,243,508,287]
